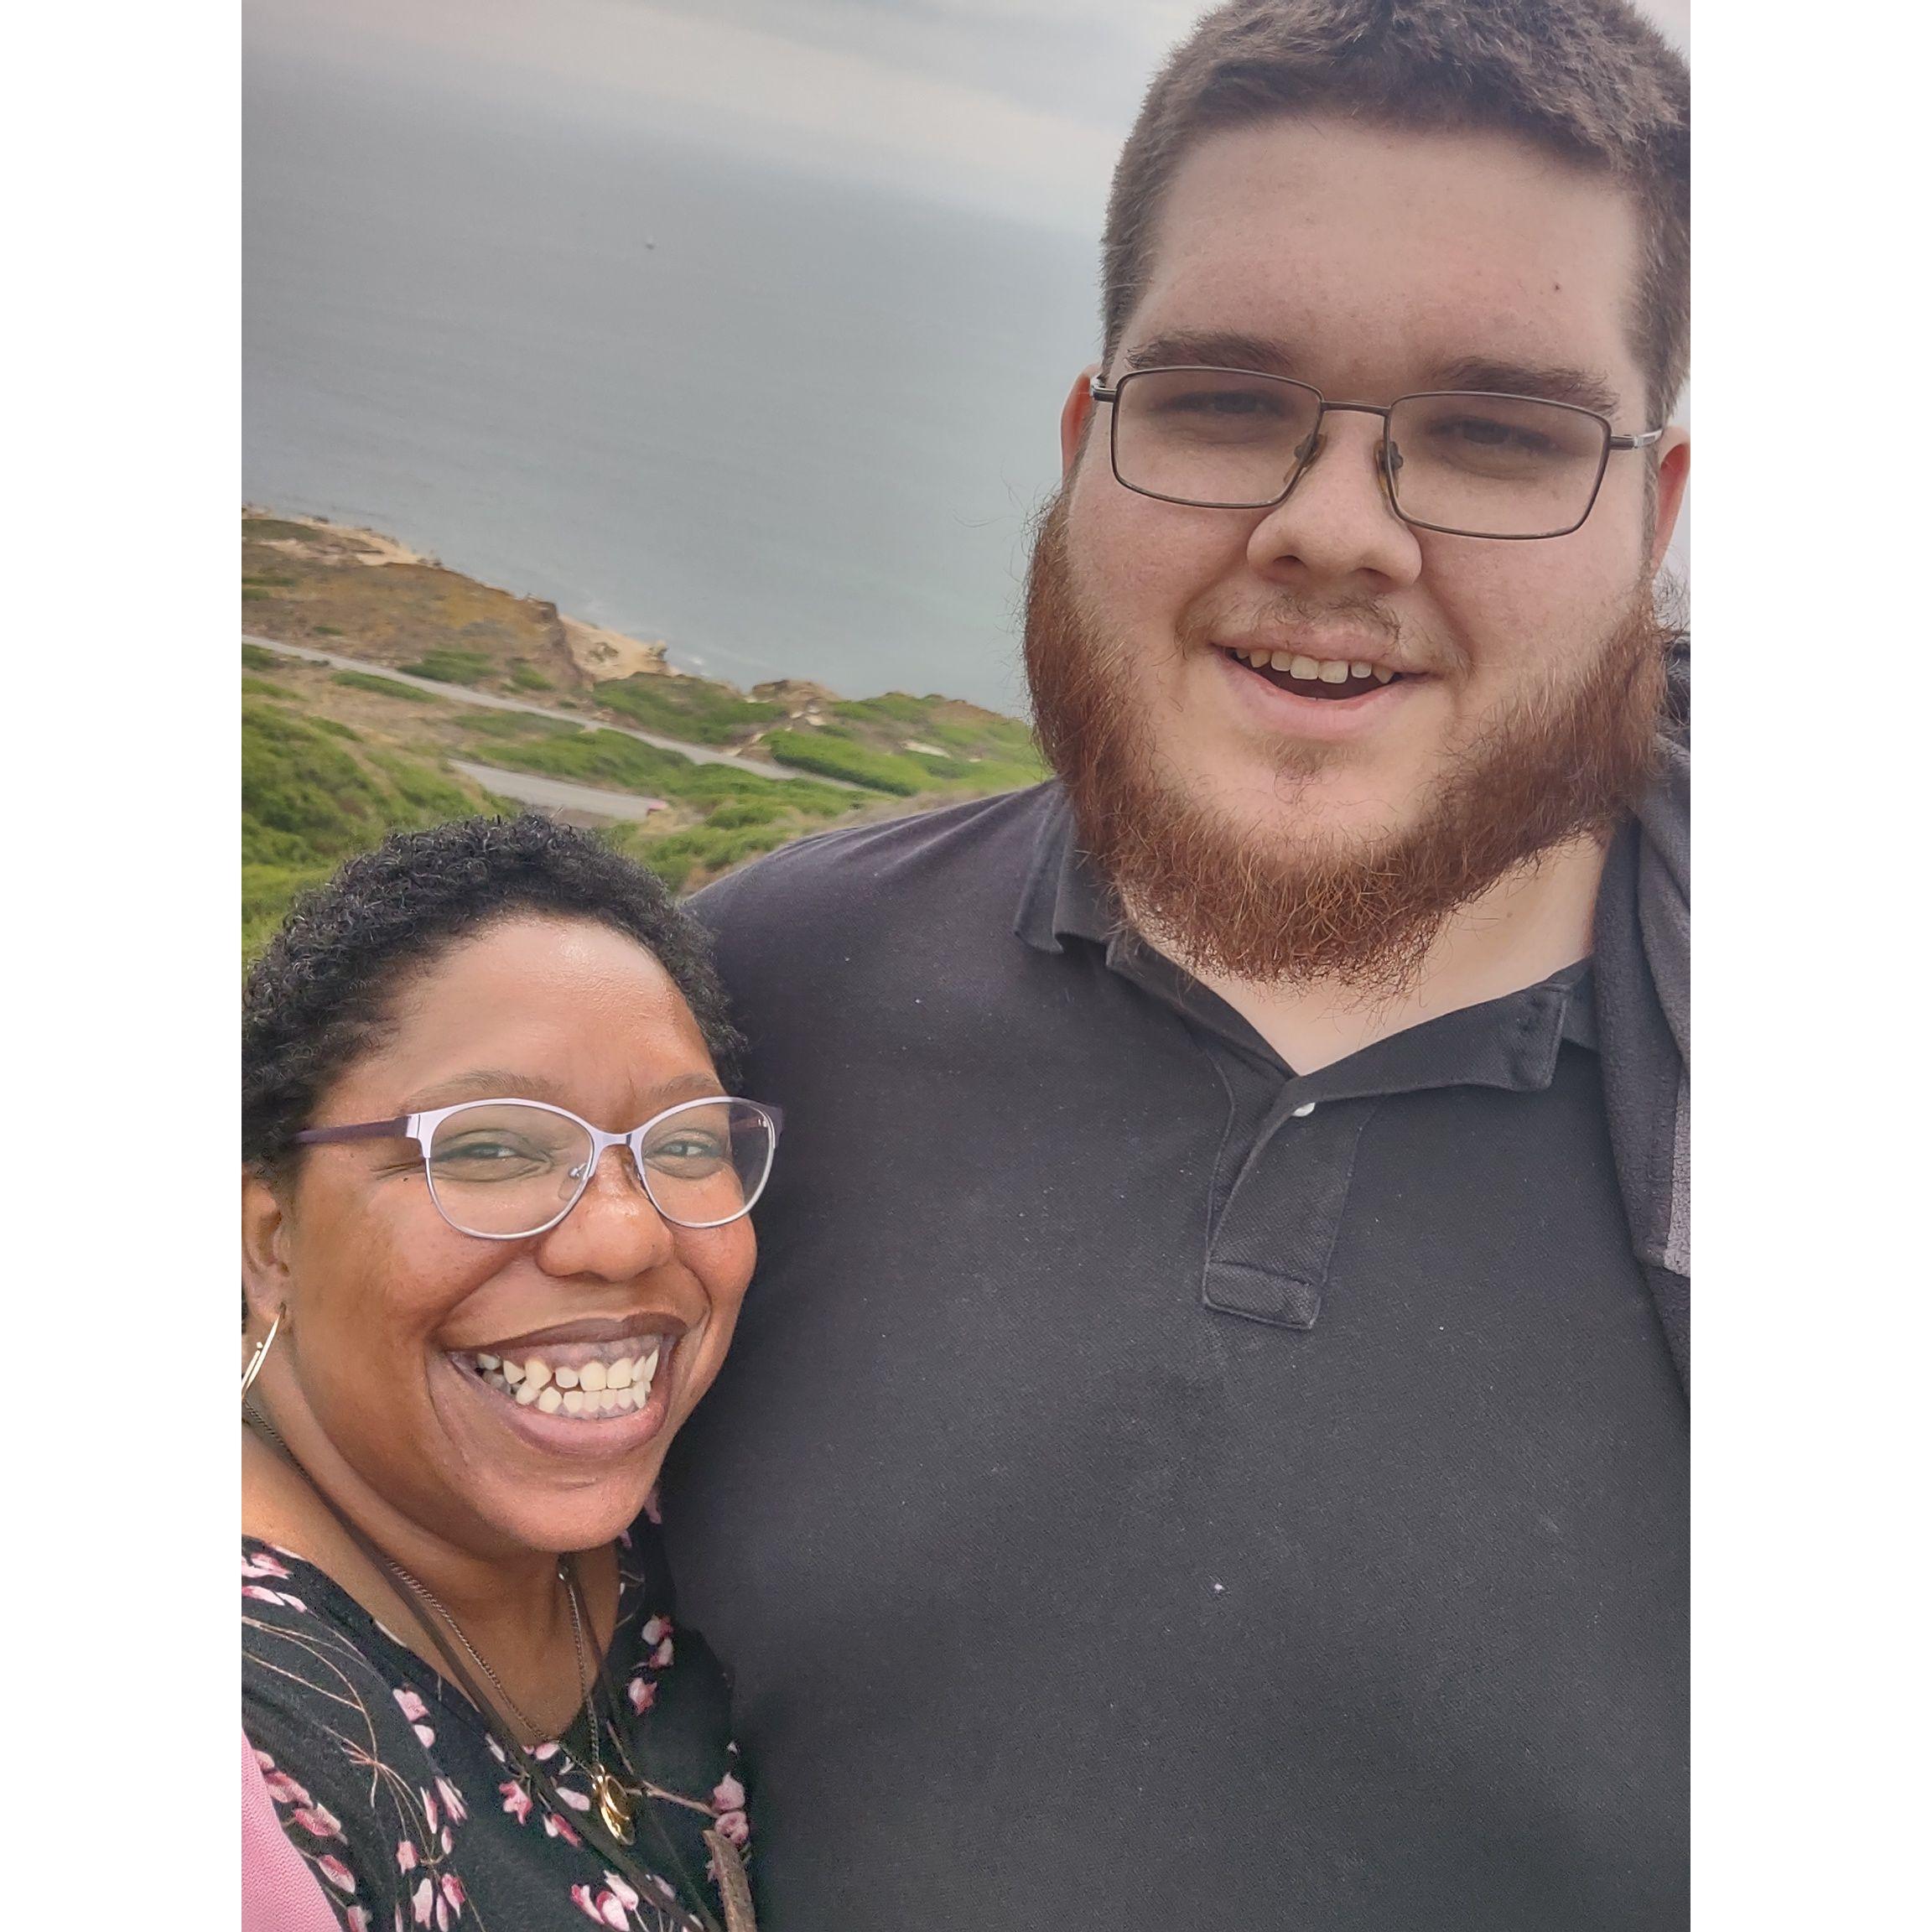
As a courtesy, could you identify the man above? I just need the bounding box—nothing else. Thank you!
[663,3,1690,1926]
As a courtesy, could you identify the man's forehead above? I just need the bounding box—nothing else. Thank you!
[1126,115,1646,401]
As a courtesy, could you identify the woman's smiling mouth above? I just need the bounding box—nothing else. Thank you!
[440,1316,688,1456]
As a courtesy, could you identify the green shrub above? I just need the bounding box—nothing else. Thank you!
[331,669,436,703]
[242,586,273,602]
[402,648,496,685]
[242,643,278,670]
[242,676,288,700]
[507,661,553,691]
[763,730,926,795]
[596,674,784,746]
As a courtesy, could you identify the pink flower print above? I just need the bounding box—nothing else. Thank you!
[261,1768,313,1810]
[242,1584,307,1609]
[411,1875,435,1925]
[500,1780,532,1825]
[440,1875,466,1913]
[394,1688,436,1748]
[570,1887,626,1928]
[346,1910,374,1932]
[626,1675,657,1716]
[316,1854,358,1895]
[435,1777,468,1826]
[603,1872,640,1911]
[290,1803,344,1840]
[555,1783,592,1812]
[242,1550,292,1580]
[485,1736,506,1764]
[715,1809,750,1848]
[420,1786,439,1834]
[440,1828,454,1854]
[252,1747,276,1773]
[397,1841,419,1872]
[570,1884,605,1923]
[710,1774,746,1815]
[650,1635,674,1668]
[542,1809,583,1846]
[531,1739,560,1762]
[640,1615,671,1647]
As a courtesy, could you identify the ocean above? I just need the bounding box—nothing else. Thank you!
[243,44,1104,714]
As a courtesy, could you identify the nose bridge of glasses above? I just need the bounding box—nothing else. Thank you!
[1285,399,1400,513]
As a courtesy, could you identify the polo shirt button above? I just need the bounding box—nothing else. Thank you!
[1291,1101,1317,1117]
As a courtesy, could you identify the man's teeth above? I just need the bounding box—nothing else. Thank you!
[468,1342,664,1419]
[1233,647,1395,684]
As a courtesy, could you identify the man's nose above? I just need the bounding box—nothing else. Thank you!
[1244,408,1423,589]
[537,1145,676,1280]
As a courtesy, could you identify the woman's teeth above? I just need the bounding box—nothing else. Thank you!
[465,1342,663,1420]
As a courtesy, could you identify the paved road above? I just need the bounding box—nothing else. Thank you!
[242,632,818,783]
[450,761,669,823]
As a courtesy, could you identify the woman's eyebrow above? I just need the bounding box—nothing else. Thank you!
[402,1068,725,1113]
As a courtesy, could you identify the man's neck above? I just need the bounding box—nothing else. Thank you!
[1162,833,1608,1074]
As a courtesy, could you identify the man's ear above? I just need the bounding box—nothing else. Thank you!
[1060,364,1103,478]
[242,1168,296,1331]
[1649,427,1690,576]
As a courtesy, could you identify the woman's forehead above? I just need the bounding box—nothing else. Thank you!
[347,917,711,1098]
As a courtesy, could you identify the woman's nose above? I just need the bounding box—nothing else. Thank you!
[538,1146,676,1279]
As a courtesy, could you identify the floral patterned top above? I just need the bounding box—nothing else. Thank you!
[242,1521,750,1932]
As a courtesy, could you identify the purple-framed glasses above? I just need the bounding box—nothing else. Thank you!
[295,1096,782,1240]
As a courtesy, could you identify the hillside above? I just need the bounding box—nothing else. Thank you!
[241,512,1047,954]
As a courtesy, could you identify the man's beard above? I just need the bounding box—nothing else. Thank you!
[1021,490,1670,995]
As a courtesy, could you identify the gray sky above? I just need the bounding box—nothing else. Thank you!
[251,0,1689,237]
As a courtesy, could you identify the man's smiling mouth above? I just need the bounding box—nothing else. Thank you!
[1218,643,1406,700]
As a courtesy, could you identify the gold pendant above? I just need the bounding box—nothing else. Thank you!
[593,1768,636,1844]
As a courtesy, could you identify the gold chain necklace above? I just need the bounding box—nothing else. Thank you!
[244,1403,638,1844]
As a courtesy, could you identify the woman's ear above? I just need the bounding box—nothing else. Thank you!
[242,1168,296,1331]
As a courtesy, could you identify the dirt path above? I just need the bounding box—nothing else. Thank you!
[242,633,834,785]
[449,761,669,822]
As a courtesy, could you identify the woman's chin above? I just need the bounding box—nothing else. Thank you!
[429,1347,676,1547]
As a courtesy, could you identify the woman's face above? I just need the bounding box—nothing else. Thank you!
[247,915,756,1561]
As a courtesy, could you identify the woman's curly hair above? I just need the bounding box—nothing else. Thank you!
[243,814,741,1180]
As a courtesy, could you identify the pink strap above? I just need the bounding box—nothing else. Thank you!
[242,1731,344,1932]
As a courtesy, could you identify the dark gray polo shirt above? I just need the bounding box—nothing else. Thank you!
[664,782,1688,1932]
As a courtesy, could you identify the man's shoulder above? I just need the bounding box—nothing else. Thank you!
[690,782,1062,946]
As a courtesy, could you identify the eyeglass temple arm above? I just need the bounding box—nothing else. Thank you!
[293,1117,414,1146]
[1610,428,1665,449]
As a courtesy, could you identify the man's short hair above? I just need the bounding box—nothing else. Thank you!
[1103,0,1690,422]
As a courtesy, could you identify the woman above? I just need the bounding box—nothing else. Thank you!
[242,815,774,1932]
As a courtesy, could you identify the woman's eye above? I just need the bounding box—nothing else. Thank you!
[434,1136,548,1168]
[648,1134,727,1165]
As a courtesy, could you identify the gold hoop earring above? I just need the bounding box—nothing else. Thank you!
[241,1306,284,1399]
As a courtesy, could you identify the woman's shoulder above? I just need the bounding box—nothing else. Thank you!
[242,1538,475,1927]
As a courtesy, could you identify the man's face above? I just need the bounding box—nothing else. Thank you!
[1035,115,1688,984]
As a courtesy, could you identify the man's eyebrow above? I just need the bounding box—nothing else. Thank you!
[1119,331,1303,378]
[1429,356,1623,418]
[1118,337,1627,420]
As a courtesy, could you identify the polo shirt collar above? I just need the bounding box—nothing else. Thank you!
[1011,777,1597,1097]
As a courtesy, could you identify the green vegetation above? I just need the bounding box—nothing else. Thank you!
[595,674,784,746]
[332,669,437,703]
[763,730,927,794]
[242,676,288,700]
[507,661,553,692]
[242,698,496,957]
[314,624,344,637]
[401,647,496,686]
[242,643,278,671]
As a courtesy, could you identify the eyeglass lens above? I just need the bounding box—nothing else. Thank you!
[423,1099,775,1238]
[1111,370,1612,538]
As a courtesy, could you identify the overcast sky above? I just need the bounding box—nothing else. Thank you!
[251,0,1689,237]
